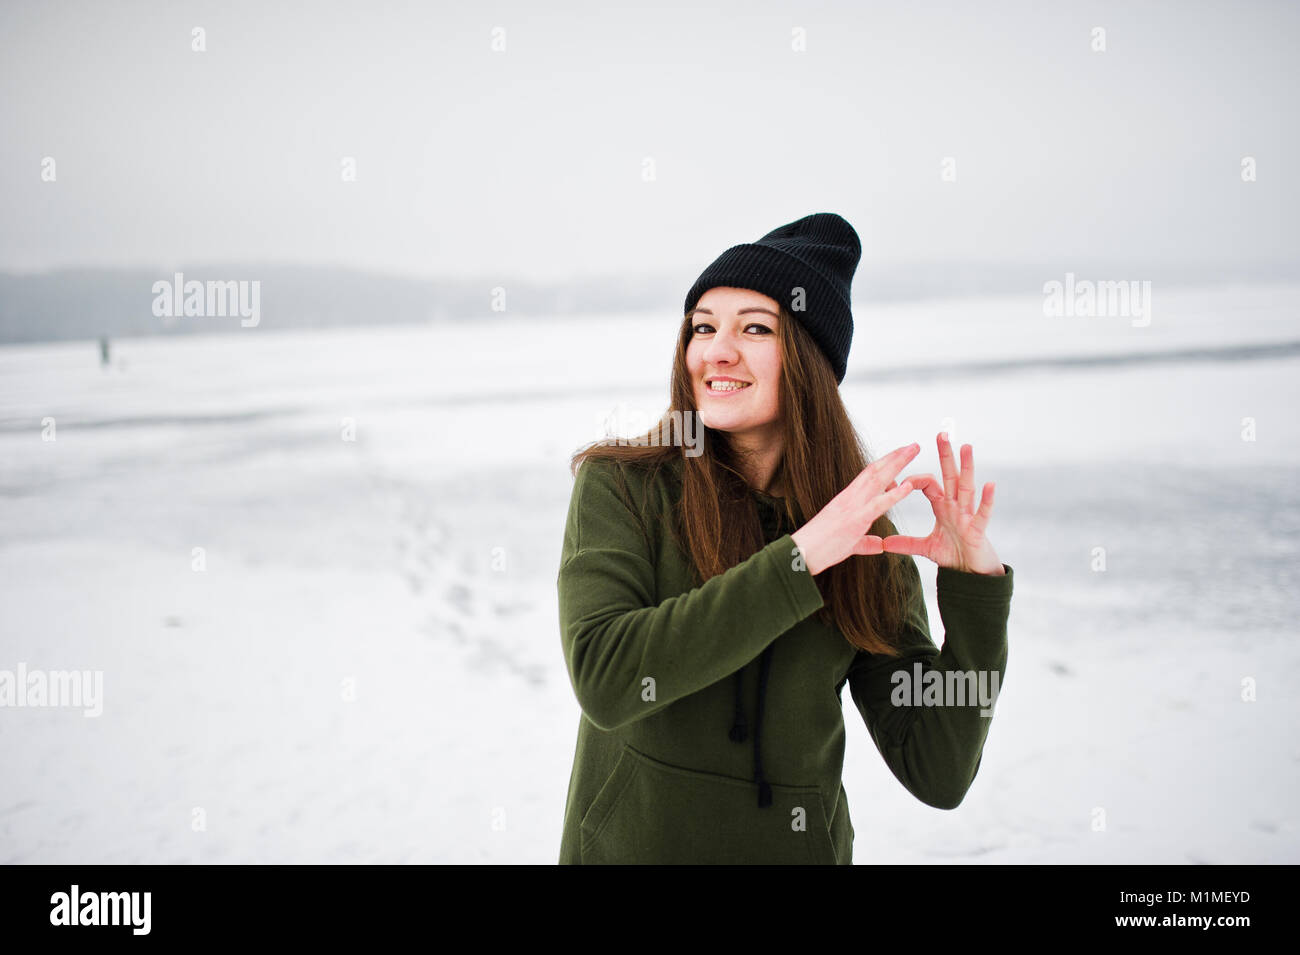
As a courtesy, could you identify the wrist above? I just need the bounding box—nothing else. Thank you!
[951,544,1002,576]
[790,529,823,576]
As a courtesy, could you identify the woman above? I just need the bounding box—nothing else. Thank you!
[556,212,1013,864]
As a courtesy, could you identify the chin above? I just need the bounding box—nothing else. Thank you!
[699,414,747,433]
[696,410,724,431]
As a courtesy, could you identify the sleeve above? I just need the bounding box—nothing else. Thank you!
[845,553,1014,810]
[557,459,826,732]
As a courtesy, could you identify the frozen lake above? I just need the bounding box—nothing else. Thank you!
[1,283,1298,863]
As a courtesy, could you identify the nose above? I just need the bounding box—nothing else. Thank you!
[701,326,742,367]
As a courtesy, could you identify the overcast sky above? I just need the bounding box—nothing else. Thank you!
[1,0,1295,282]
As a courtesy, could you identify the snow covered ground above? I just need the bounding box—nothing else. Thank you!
[1,282,1297,863]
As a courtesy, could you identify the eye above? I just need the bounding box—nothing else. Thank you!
[691,323,772,335]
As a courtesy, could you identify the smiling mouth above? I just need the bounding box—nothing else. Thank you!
[704,380,752,394]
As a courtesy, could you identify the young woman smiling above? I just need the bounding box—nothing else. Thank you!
[556,213,1013,864]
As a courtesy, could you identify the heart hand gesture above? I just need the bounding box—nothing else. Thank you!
[883,433,1004,576]
[789,442,921,576]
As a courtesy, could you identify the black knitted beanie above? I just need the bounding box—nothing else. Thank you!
[683,212,861,384]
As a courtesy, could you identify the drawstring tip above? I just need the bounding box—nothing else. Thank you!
[757,780,773,808]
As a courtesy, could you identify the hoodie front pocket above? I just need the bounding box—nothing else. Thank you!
[579,744,837,865]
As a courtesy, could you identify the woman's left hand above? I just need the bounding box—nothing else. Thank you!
[882,432,1005,575]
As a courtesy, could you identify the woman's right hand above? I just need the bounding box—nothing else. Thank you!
[790,443,920,576]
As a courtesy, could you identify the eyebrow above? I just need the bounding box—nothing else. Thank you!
[688,307,779,319]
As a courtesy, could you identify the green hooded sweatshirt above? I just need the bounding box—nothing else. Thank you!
[556,455,1014,864]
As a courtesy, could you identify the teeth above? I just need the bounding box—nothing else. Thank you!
[708,380,751,391]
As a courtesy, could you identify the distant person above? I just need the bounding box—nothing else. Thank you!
[557,212,1014,864]
[99,336,110,366]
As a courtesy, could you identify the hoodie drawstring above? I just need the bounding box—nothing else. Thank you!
[727,494,784,808]
[728,669,748,743]
[729,643,775,808]
[753,643,774,808]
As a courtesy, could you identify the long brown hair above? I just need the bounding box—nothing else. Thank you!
[569,304,913,657]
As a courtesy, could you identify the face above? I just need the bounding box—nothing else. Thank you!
[685,287,782,446]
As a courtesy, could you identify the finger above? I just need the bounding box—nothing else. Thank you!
[897,473,945,504]
[863,475,915,511]
[847,446,909,501]
[866,479,913,518]
[851,443,919,495]
[871,444,921,489]
[938,432,958,500]
[875,443,921,478]
[958,444,975,515]
[969,482,995,537]
[887,441,921,458]
[853,534,885,556]
[881,535,928,555]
